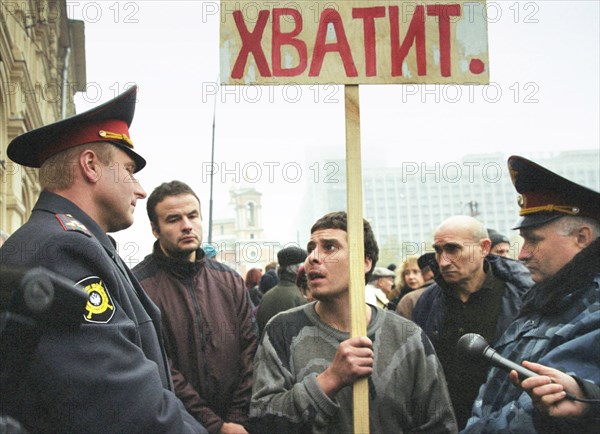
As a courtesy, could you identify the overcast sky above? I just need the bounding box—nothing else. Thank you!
[68,1,599,262]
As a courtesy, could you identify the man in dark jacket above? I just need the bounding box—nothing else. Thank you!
[413,215,533,429]
[463,156,599,433]
[133,180,257,434]
[256,246,308,335]
[0,87,206,433]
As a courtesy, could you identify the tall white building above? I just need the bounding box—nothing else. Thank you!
[302,150,600,264]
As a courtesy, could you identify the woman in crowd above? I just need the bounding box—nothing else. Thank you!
[245,268,263,306]
[388,256,424,310]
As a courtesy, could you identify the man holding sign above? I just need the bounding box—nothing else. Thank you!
[222,2,487,432]
[250,211,457,433]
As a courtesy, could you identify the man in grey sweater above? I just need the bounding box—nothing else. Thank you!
[250,211,457,433]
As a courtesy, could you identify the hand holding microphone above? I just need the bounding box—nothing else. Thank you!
[456,333,596,405]
[510,361,595,418]
[456,333,538,381]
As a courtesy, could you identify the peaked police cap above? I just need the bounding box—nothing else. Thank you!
[508,155,600,229]
[7,86,146,172]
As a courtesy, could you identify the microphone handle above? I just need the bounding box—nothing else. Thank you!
[482,346,587,402]
[482,346,538,380]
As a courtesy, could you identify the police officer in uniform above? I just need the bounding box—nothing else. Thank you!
[463,155,599,433]
[0,86,207,433]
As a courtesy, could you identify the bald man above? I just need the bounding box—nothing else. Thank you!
[412,215,533,429]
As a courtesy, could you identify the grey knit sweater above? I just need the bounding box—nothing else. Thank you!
[250,302,458,433]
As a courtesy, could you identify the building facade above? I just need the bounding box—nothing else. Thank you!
[0,1,85,235]
[210,187,288,275]
[303,150,600,265]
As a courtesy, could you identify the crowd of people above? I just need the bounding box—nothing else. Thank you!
[1,88,598,433]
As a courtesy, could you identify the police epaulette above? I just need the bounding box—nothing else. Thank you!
[55,214,92,237]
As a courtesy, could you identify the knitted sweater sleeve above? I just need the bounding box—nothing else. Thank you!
[249,320,339,433]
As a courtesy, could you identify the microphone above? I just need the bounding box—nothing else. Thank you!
[457,333,538,380]
[1,266,88,427]
[457,333,595,403]
[0,265,89,326]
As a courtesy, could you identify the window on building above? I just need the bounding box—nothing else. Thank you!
[247,202,255,226]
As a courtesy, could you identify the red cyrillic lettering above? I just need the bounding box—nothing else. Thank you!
[231,10,272,79]
[390,5,426,77]
[272,8,307,77]
[427,4,461,77]
[352,7,386,77]
[309,9,358,77]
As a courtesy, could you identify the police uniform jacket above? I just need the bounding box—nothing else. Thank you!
[463,238,600,433]
[0,191,205,433]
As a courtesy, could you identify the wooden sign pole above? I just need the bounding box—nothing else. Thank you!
[221,4,490,433]
[345,84,369,434]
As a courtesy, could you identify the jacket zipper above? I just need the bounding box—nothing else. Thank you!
[185,278,211,397]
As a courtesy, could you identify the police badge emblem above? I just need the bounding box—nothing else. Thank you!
[77,276,115,323]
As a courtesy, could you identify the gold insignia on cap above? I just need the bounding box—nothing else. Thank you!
[98,130,133,147]
[519,204,581,216]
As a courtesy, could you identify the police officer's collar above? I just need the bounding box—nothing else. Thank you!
[519,238,600,316]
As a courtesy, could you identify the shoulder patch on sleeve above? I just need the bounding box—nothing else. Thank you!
[77,276,115,323]
[55,214,92,237]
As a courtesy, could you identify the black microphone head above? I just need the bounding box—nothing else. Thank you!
[457,333,490,360]
[1,265,88,327]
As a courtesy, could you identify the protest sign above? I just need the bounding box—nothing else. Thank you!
[221,0,489,85]
[220,3,489,431]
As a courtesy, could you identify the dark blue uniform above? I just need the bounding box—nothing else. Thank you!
[0,191,207,433]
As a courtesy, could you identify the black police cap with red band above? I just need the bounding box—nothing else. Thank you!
[7,86,146,173]
[508,155,600,229]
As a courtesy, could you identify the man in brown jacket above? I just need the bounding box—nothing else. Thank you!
[133,180,257,434]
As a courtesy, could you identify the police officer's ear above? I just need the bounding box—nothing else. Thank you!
[575,225,594,249]
[80,149,103,184]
